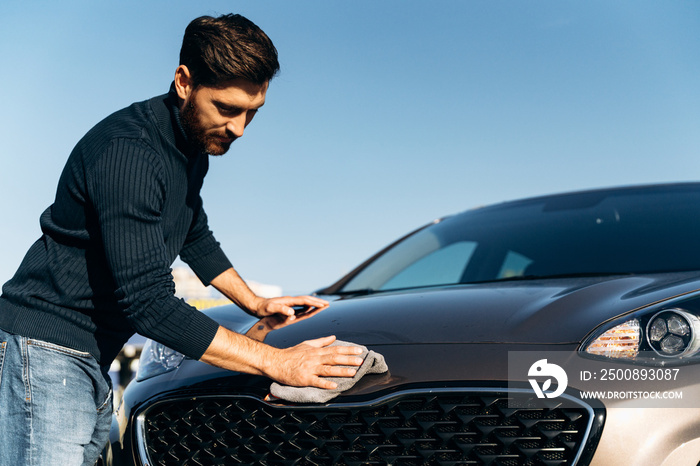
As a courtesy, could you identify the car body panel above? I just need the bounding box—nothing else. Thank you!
[200,273,700,349]
[272,274,700,347]
[106,183,700,465]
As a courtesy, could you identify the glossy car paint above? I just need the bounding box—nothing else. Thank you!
[105,184,700,466]
[108,275,700,465]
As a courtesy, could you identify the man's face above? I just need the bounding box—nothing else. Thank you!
[178,76,268,156]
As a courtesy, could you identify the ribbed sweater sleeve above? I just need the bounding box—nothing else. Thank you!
[87,139,219,360]
[180,200,233,285]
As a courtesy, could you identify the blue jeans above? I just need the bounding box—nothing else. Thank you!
[0,328,112,466]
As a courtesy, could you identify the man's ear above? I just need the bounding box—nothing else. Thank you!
[174,65,194,101]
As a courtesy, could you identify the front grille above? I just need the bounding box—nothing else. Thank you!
[138,390,594,465]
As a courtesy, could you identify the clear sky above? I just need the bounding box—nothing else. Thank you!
[1,1,699,295]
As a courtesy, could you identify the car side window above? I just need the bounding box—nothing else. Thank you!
[379,241,478,290]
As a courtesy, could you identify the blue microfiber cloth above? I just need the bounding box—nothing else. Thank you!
[269,340,388,403]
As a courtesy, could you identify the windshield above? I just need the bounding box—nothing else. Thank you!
[339,184,700,293]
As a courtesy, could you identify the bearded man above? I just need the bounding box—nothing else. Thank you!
[0,14,362,465]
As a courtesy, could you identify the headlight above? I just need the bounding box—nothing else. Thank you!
[580,294,700,365]
[646,309,700,357]
[136,339,186,381]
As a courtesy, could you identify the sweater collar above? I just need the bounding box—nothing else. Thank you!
[165,82,204,159]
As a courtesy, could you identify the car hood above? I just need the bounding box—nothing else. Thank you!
[209,272,700,347]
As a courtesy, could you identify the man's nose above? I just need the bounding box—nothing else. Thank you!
[226,114,247,138]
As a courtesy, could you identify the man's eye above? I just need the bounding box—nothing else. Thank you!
[217,105,242,116]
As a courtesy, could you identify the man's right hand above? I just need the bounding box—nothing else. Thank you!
[200,327,364,389]
[263,335,364,389]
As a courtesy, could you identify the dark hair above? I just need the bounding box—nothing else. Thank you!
[180,14,280,87]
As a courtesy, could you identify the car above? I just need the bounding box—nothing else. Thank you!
[105,182,700,466]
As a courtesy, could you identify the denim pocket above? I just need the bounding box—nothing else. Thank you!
[0,341,6,388]
[27,339,92,359]
[97,388,113,413]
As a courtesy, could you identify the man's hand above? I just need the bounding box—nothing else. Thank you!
[207,268,352,388]
[210,268,329,318]
[201,329,363,390]
[252,295,329,319]
[246,305,325,342]
[261,335,363,389]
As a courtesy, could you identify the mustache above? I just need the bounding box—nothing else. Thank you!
[212,129,237,140]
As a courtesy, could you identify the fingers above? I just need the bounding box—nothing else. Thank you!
[329,354,365,367]
[259,295,329,319]
[303,335,337,348]
[301,337,365,364]
[268,301,295,318]
[295,294,329,306]
[311,376,341,390]
[270,338,367,389]
[320,360,363,376]
[278,295,330,309]
[304,339,365,379]
[308,361,363,390]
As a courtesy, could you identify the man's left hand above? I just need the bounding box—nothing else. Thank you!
[253,295,329,319]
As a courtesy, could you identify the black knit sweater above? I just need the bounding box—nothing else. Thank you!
[0,86,230,365]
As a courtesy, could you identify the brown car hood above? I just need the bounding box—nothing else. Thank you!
[234,272,700,348]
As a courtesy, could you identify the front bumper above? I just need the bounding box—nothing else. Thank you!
[105,343,700,465]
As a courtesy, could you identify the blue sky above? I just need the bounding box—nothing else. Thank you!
[1,1,699,294]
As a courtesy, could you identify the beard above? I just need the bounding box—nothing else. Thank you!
[180,100,234,156]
